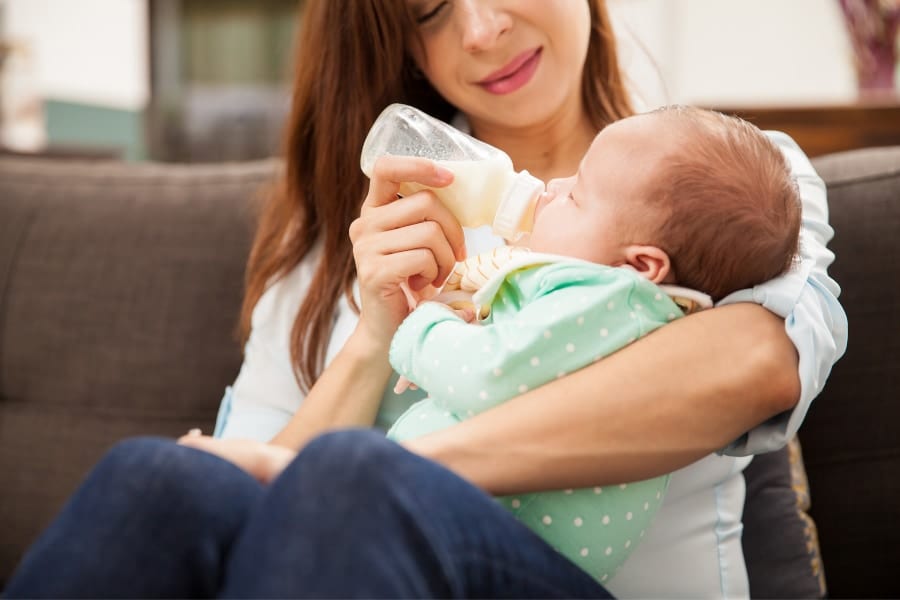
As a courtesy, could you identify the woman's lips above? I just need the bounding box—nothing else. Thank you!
[478,48,542,95]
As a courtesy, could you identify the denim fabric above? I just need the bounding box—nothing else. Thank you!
[6,431,613,599]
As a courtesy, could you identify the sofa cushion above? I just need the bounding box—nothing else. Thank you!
[0,158,277,584]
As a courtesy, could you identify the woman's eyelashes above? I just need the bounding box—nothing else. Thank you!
[416,1,449,24]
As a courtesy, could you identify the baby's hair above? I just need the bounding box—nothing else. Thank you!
[646,105,802,301]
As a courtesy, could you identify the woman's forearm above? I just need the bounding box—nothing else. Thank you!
[270,330,393,450]
[405,302,800,495]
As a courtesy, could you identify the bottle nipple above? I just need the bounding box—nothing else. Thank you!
[492,170,545,241]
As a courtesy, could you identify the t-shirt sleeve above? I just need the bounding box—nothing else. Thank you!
[717,131,848,456]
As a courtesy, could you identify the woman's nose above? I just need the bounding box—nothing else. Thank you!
[459,1,511,52]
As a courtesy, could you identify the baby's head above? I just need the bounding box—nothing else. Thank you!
[528,105,801,301]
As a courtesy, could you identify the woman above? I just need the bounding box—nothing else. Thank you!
[5,1,845,598]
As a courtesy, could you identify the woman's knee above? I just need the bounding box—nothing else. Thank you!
[294,428,409,493]
[93,437,260,516]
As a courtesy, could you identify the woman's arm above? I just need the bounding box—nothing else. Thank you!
[407,133,847,495]
[407,301,797,495]
[269,156,466,449]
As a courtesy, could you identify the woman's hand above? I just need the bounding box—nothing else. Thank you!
[178,432,296,484]
[349,155,467,349]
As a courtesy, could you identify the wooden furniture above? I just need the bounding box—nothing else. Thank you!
[713,98,900,158]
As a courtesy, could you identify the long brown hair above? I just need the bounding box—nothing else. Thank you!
[240,0,635,393]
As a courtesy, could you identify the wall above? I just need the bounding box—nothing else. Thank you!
[3,0,148,158]
[608,0,858,110]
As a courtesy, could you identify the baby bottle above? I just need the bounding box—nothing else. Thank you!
[360,103,545,241]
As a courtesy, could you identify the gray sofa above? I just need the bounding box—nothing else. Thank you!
[1,147,898,597]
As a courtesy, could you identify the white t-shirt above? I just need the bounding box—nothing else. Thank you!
[216,132,847,598]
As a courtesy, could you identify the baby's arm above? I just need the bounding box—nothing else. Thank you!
[389,264,678,415]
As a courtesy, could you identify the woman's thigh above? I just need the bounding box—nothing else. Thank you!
[223,429,613,599]
[5,437,263,598]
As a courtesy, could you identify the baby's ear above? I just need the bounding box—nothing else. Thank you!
[623,245,671,284]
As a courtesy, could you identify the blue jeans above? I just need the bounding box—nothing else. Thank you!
[5,429,613,598]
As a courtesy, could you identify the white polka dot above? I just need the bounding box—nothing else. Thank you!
[573,517,583,527]
[655,293,663,301]
[466,409,474,417]
[626,512,633,520]
[607,301,616,310]
[629,311,637,319]
[511,498,521,508]
[433,359,440,366]
[566,343,575,353]
[601,574,609,582]
[556,371,566,379]
[479,391,488,400]
[644,501,650,511]
[602,515,610,525]
[625,540,632,549]
[640,530,645,537]
[600,328,608,337]
[542,515,553,525]
[530,357,540,367]
[461,365,468,373]
[627,337,636,344]
[564,489,574,495]
[605,546,613,556]
[493,367,503,376]
[483,345,491,353]
[447,386,454,393]
[619,483,627,490]
[656,491,662,500]
[543,329,552,339]
[443,411,451,417]
[577,316,585,326]
[419,413,427,419]
[635,303,643,310]
[593,487,603,494]
[668,313,676,320]
[580,296,589,304]
[580,547,589,557]
[518,384,529,393]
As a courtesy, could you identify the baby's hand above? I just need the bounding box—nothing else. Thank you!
[393,376,419,394]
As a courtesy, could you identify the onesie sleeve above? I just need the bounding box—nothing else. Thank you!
[389,264,679,415]
[717,132,848,455]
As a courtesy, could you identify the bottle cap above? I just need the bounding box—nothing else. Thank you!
[492,170,545,241]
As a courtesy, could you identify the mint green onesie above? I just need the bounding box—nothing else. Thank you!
[387,255,686,583]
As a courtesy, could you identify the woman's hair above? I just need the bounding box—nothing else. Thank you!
[240,0,635,393]
[646,106,802,301]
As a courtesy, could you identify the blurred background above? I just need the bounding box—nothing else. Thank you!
[0,0,897,162]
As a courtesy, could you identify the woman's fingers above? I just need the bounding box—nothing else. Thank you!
[177,435,297,484]
[365,155,454,209]
[353,189,466,263]
[356,248,441,295]
[363,221,458,287]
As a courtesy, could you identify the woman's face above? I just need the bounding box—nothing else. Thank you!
[407,0,592,129]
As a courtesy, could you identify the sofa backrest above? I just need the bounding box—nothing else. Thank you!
[0,158,276,583]
[1,148,899,596]
[799,146,900,598]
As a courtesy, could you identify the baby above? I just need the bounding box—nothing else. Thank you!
[387,105,802,583]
